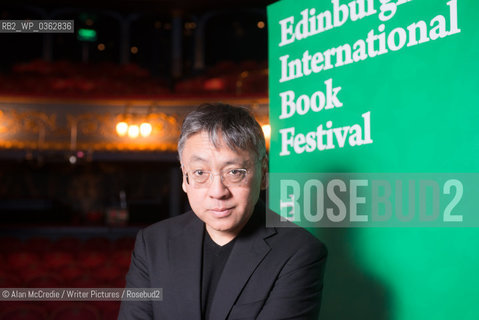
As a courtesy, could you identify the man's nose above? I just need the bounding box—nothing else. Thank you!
[208,174,231,199]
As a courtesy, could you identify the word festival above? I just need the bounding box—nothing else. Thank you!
[276,0,461,156]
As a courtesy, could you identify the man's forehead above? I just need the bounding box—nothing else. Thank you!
[182,132,253,164]
[184,146,252,163]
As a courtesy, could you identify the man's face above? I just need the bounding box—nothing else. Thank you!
[180,131,266,241]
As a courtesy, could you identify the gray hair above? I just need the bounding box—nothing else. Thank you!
[178,103,266,162]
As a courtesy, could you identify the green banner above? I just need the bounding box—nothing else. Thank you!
[267,0,479,319]
[268,0,479,173]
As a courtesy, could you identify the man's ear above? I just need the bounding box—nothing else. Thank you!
[260,155,269,190]
[180,165,187,193]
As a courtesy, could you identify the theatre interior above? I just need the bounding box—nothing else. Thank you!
[0,0,272,319]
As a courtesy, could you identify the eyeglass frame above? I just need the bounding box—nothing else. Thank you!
[181,161,261,188]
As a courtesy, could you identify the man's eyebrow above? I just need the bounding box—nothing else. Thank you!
[188,155,207,162]
[222,159,247,166]
[187,155,248,167]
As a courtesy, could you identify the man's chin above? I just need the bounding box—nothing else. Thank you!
[205,219,239,234]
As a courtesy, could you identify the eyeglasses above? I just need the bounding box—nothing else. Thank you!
[184,168,250,188]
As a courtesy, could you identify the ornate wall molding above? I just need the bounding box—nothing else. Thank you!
[0,97,269,154]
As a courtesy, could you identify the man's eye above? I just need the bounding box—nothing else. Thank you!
[193,170,206,176]
[228,169,244,176]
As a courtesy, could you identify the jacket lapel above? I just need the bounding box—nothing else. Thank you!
[168,213,204,320]
[208,203,276,320]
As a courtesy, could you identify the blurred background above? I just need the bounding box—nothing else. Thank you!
[0,0,273,319]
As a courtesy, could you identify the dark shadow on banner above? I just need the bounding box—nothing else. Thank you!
[313,170,390,320]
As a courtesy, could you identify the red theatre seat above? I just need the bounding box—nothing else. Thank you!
[43,251,75,271]
[26,274,63,288]
[25,238,52,255]
[60,265,84,284]
[0,304,47,320]
[82,238,112,252]
[93,301,121,320]
[70,274,104,288]
[50,303,101,320]
[110,250,132,271]
[51,237,81,253]
[18,264,48,284]
[0,237,24,254]
[91,265,123,287]
[113,237,135,251]
[77,251,107,271]
[0,271,22,287]
[7,252,39,269]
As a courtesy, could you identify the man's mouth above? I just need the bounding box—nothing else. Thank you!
[209,207,233,217]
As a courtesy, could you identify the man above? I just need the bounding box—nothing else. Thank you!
[119,103,327,319]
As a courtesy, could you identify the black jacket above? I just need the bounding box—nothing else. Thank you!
[118,201,327,319]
